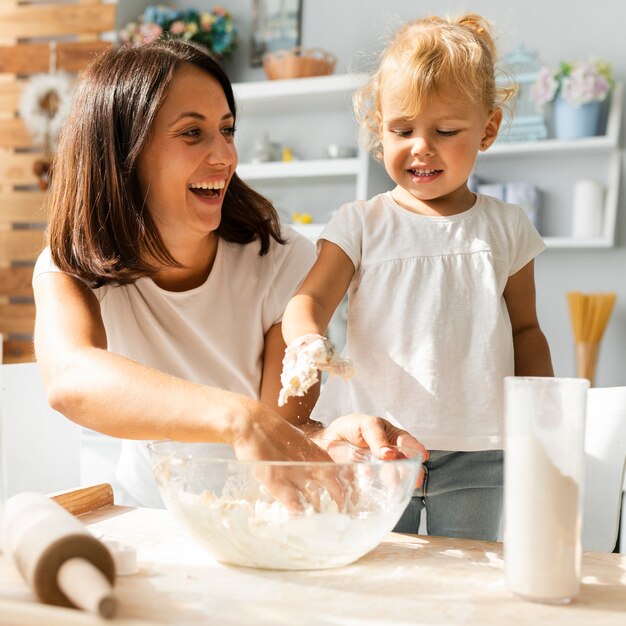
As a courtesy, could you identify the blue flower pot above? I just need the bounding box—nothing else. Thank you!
[554,97,602,139]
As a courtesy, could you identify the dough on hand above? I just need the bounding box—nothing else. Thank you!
[278,335,355,407]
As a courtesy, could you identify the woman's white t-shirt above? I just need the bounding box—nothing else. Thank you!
[312,192,546,452]
[33,227,315,507]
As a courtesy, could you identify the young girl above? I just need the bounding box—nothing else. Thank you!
[280,14,554,540]
[33,39,424,508]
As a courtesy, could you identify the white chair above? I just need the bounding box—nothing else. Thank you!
[1,362,125,502]
[582,386,626,552]
[0,362,81,498]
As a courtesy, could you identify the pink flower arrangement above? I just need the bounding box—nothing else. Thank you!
[532,59,613,108]
[119,5,237,57]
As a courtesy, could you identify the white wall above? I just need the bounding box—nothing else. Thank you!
[156,0,626,385]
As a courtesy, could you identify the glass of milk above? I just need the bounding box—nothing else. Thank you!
[504,376,589,604]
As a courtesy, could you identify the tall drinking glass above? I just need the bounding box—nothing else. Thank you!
[504,376,589,604]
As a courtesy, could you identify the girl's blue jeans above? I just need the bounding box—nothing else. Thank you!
[393,449,504,541]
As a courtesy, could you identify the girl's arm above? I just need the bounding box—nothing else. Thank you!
[260,322,320,426]
[503,260,554,376]
[282,240,355,345]
[278,240,429,459]
[32,272,330,462]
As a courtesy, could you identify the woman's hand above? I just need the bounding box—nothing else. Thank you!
[232,405,331,462]
[231,405,345,512]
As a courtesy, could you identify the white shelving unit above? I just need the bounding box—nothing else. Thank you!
[233,76,622,248]
[479,82,623,248]
[232,73,370,233]
[237,157,361,181]
[233,73,368,113]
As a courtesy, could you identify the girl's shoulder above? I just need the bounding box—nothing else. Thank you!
[329,193,392,223]
[477,194,529,226]
[476,194,545,265]
[478,192,514,211]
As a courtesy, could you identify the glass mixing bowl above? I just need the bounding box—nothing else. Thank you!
[148,440,423,570]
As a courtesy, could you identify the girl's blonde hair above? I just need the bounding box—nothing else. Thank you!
[354,13,516,160]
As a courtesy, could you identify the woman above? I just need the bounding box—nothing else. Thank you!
[33,39,424,507]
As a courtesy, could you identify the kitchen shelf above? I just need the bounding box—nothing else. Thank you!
[234,73,371,215]
[233,73,368,115]
[237,157,361,181]
[542,236,614,248]
[487,82,622,157]
[487,134,617,156]
[476,82,623,248]
[234,74,622,248]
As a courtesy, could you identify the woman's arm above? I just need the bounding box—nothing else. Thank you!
[32,272,330,462]
[503,260,554,377]
[281,240,355,345]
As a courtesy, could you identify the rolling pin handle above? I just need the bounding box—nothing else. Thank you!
[57,557,117,619]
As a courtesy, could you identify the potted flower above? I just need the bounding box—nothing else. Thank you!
[531,59,613,139]
[119,5,237,59]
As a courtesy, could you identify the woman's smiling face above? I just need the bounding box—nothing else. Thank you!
[136,63,238,242]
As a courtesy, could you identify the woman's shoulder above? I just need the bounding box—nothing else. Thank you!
[32,247,113,301]
[279,224,316,252]
[33,247,93,286]
[33,246,56,278]
[218,227,316,305]
[220,226,315,270]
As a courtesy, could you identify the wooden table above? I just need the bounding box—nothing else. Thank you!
[1,504,625,626]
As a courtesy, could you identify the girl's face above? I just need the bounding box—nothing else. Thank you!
[137,63,238,245]
[378,81,501,216]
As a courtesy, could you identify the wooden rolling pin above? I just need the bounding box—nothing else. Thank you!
[2,492,117,619]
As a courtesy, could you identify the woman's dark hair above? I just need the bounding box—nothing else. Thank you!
[48,38,284,285]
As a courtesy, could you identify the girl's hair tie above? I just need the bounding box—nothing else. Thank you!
[460,17,485,35]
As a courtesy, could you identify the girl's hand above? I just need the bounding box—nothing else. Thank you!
[278,334,354,407]
[316,413,428,459]
[314,413,429,486]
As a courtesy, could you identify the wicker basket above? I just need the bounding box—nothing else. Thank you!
[263,47,336,80]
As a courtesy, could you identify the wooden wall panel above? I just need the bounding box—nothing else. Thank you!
[0,191,48,224]
[0,151,42,186]
[0,118,34,149]
[0,302,36,334]
[0,40,111,75]
[0,0,115,363]
[0,229,46,263]
[0,3,116,39]
[0,266,34,298]
[0,80,21,114]
[2,339,35,364]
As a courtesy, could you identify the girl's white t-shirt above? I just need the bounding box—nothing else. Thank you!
[312,192,546,452]
[33,227,315,507]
